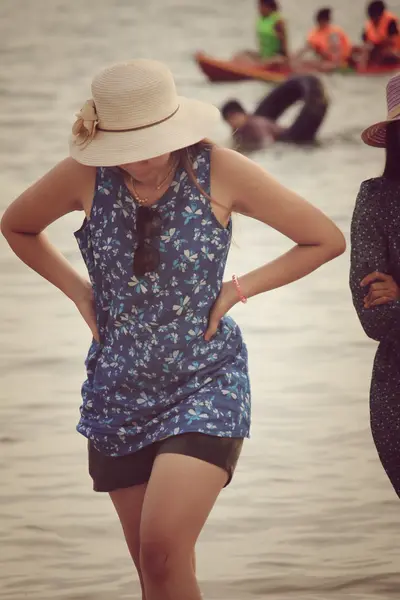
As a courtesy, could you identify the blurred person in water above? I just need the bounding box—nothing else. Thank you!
[357,0,400,68]
[221,75,329,151]
[291,8,353,73]
[1,59,345,599]
[221,99,285,150]
[350,73,400,499]
[234,0,289,66]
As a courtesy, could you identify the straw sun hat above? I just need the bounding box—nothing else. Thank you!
[69,59,220,166]
[361,73,400,148]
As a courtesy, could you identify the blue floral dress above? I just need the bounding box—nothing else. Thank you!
[75,147,251,456]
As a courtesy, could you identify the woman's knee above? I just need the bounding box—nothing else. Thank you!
[140,535,191,583]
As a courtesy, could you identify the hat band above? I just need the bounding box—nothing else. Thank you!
[388,104,400,120]
[97,105,180,133]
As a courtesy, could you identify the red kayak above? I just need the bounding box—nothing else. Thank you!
[195,52,400,83]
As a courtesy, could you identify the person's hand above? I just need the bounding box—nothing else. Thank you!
[74,283,100,341]
[361,271,400,308]
[205,280,239,341]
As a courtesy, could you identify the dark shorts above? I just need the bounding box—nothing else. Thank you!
[88,433,244,493]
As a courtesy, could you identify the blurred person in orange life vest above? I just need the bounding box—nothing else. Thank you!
[358,1,400,68]
[291,8,352,73]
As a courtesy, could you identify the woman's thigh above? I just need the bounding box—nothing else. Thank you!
[140,452,228,553]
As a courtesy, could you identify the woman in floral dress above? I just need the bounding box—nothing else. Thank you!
[1,59,345,599]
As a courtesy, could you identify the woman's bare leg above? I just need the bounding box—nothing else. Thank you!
[139,453,228,600]
[109,482,197,599]
[110,484,147,599]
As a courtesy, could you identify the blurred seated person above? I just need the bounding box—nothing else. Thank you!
[234,0,288,67]
[291,8,353,73]
[221,100,285,151]
[357,1,400,68]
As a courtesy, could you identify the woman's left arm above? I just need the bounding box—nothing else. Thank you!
[226,149,345,296]
[205,149,345,339]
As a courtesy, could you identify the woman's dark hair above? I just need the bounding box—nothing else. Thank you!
[368,1,385,19]
[178,140,215,203]
[383,121,400,180]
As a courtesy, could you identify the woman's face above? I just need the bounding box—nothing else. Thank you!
[119,153,172,183]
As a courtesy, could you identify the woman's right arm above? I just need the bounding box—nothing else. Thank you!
[350,190,400,342]
[1,157,99,337]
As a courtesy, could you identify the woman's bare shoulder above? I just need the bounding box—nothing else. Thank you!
[40,157,96,205]
[1,157,97,234]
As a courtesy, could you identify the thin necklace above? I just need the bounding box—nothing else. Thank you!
[130,159,178,206]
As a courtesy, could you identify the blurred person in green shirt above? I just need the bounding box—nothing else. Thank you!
[234,0,288,66]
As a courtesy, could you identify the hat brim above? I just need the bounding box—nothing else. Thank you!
[361,120,389,148]
[69,96,220,166]
[361,115,400,147]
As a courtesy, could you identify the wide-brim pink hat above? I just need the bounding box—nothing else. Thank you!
[361,73,400,147]
[69,59,220,166]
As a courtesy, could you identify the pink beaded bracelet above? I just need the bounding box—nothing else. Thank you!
[232,274,247,304]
